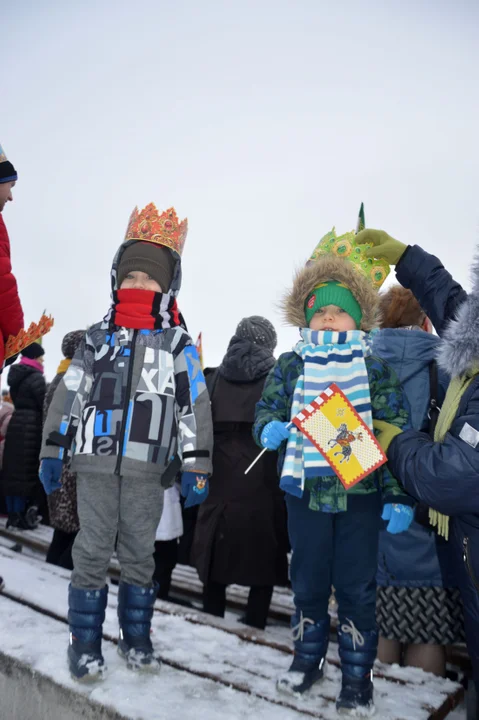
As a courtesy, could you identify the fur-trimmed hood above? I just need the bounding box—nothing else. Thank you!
[437,252,479,378]
[281,254,380,331]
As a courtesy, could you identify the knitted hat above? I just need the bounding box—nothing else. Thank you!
[0,143,17,184]
[117,242,176,292]
[61,330,85,359]
[21,342,45,360]
[305,281,363,328]
[236,316,277,350]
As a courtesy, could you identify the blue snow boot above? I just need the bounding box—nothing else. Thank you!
[277,611,330,695]
[117,581,161,672]
[67,584,108,682]
[336,620,378,716]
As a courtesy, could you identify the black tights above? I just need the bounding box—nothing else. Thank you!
[46,529,78,570]
[203,581,273,629]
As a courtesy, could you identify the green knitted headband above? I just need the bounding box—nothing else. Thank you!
[305,281,363,328]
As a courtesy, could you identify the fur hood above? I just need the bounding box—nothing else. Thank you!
[281,254,380,331]
[437,253,479,378]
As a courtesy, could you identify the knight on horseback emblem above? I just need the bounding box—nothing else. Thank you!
[328,423,363,463]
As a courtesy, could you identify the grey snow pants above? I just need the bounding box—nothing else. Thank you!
[71,472,164,590]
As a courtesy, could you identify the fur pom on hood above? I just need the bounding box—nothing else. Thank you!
[281,254,380,331]
[437,251,479,377]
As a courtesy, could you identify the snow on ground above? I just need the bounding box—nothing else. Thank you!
[0,545,466,719]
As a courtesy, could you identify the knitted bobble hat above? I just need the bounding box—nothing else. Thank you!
[236,316,277,350]
[21,342,45,360]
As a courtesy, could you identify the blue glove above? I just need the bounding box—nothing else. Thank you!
[382,503,414,534]
[181,471,209,509]
[39,458,63,495]
[260,421,290,450]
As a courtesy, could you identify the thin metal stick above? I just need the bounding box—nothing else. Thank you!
[244,423,293,475]
[244,448,268,475]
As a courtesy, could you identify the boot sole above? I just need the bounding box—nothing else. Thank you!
[70,668,106,684]
[117,646,161,673]
[336,703,376,717]
[277,669,324,697]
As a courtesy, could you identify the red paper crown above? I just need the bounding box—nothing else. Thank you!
[5,314,54,360]
[124,203,188,256]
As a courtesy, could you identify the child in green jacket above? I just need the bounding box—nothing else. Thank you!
[254,230,412,715]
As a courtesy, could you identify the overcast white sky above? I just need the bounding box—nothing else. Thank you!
[2,0,479,381]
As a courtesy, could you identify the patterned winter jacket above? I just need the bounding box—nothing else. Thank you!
[41,241,213,483]
[253,351,412,512]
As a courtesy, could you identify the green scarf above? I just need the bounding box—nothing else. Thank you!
[430,368,478,538]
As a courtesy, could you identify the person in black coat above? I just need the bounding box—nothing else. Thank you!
[193,316,289,629]
[44,330,85,569]
[2,342,47,528]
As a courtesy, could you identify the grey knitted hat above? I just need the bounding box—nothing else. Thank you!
[117,242,176,292]
[236,316,277,350]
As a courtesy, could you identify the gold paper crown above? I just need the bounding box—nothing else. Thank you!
[5,314,54,360]
[124,203,188,256]
[308,228,390,289]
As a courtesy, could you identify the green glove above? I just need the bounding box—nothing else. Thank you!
[373,419,403,454]
[355,229,407,266]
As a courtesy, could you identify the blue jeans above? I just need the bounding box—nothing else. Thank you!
[5,496,27,513]
[286,491,381,630]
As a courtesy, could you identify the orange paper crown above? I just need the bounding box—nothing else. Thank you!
[5,314,54,360]
[124,203,188,256]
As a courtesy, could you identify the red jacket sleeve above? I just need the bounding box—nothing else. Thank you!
[0,214,24,343]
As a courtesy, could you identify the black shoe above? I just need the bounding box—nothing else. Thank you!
[0,576,4,592]
[6,512,27,529]
[23,506,40,529]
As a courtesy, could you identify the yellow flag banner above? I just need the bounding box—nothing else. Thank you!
[292,384,387,489]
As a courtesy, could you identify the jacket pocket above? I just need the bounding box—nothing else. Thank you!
[463,536,479,593]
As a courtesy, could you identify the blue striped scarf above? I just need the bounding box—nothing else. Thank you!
[280,329,373,497]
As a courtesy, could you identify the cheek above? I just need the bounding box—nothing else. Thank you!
[341,316,357,330]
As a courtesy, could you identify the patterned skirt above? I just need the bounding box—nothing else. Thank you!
[377,586,466,645]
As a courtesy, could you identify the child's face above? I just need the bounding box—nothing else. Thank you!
[309,304,357,332]
[120,271,162,293]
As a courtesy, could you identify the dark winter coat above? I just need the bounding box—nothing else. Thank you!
[2,362,46,497]
[387,244,479,680]
[193,338,289,587]
[373,328,456,588]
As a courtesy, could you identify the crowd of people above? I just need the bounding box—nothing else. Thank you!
[0,138,478,716]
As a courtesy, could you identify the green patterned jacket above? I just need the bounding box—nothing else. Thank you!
[253,352,412,512]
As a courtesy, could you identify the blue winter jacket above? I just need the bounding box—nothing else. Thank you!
[387,244,479,680]
[373,328,456,588]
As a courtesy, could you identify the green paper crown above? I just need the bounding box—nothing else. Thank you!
[308,227,390,289]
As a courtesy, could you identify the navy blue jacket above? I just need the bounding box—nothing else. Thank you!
[373,328,455,588]
[388,244,479,680]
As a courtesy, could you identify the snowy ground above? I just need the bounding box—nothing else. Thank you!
[0,544,467,719]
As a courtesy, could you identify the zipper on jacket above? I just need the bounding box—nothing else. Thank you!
[115,330,137,476]
[462,536,479,593]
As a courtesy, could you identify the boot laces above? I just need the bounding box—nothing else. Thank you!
[341,618,364,651]
[292,611,314,641]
